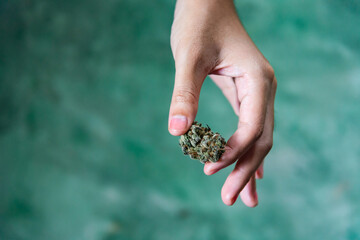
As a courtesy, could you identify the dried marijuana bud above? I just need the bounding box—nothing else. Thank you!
[179,121,226,164]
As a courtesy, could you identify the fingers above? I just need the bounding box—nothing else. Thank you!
[168,64,207,136]
[240,175,258,207]
[221,143,266,205]
[254,78,276,180]
[221,78,276,206]
[204,76,271,175]
[210,75,240,116]
[226,75,271,159]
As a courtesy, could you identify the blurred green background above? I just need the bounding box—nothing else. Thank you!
[1,0,360,239]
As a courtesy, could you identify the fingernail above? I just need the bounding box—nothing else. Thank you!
[169,115,188,133]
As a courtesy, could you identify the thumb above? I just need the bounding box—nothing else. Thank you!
[168,67,205,136]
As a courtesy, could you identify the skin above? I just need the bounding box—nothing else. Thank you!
[168,0,277,207]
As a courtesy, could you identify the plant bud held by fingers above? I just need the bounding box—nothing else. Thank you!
[179,121,226,164]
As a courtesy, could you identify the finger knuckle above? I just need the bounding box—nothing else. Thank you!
[174,88,198,105]
[261,140,273,154]
[263,63,275,81]
[259,139,273,154]
[273,77,278,90]
[249,123,265,141]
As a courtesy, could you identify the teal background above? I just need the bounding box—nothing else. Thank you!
[1,0,360,239]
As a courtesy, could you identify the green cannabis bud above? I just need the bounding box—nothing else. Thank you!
[179,121,226,164]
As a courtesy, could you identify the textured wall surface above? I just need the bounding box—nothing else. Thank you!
[1,0,360,239]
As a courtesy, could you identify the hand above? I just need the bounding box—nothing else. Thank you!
[168,0,277,207]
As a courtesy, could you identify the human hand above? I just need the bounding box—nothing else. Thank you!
[168,0,277,207]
